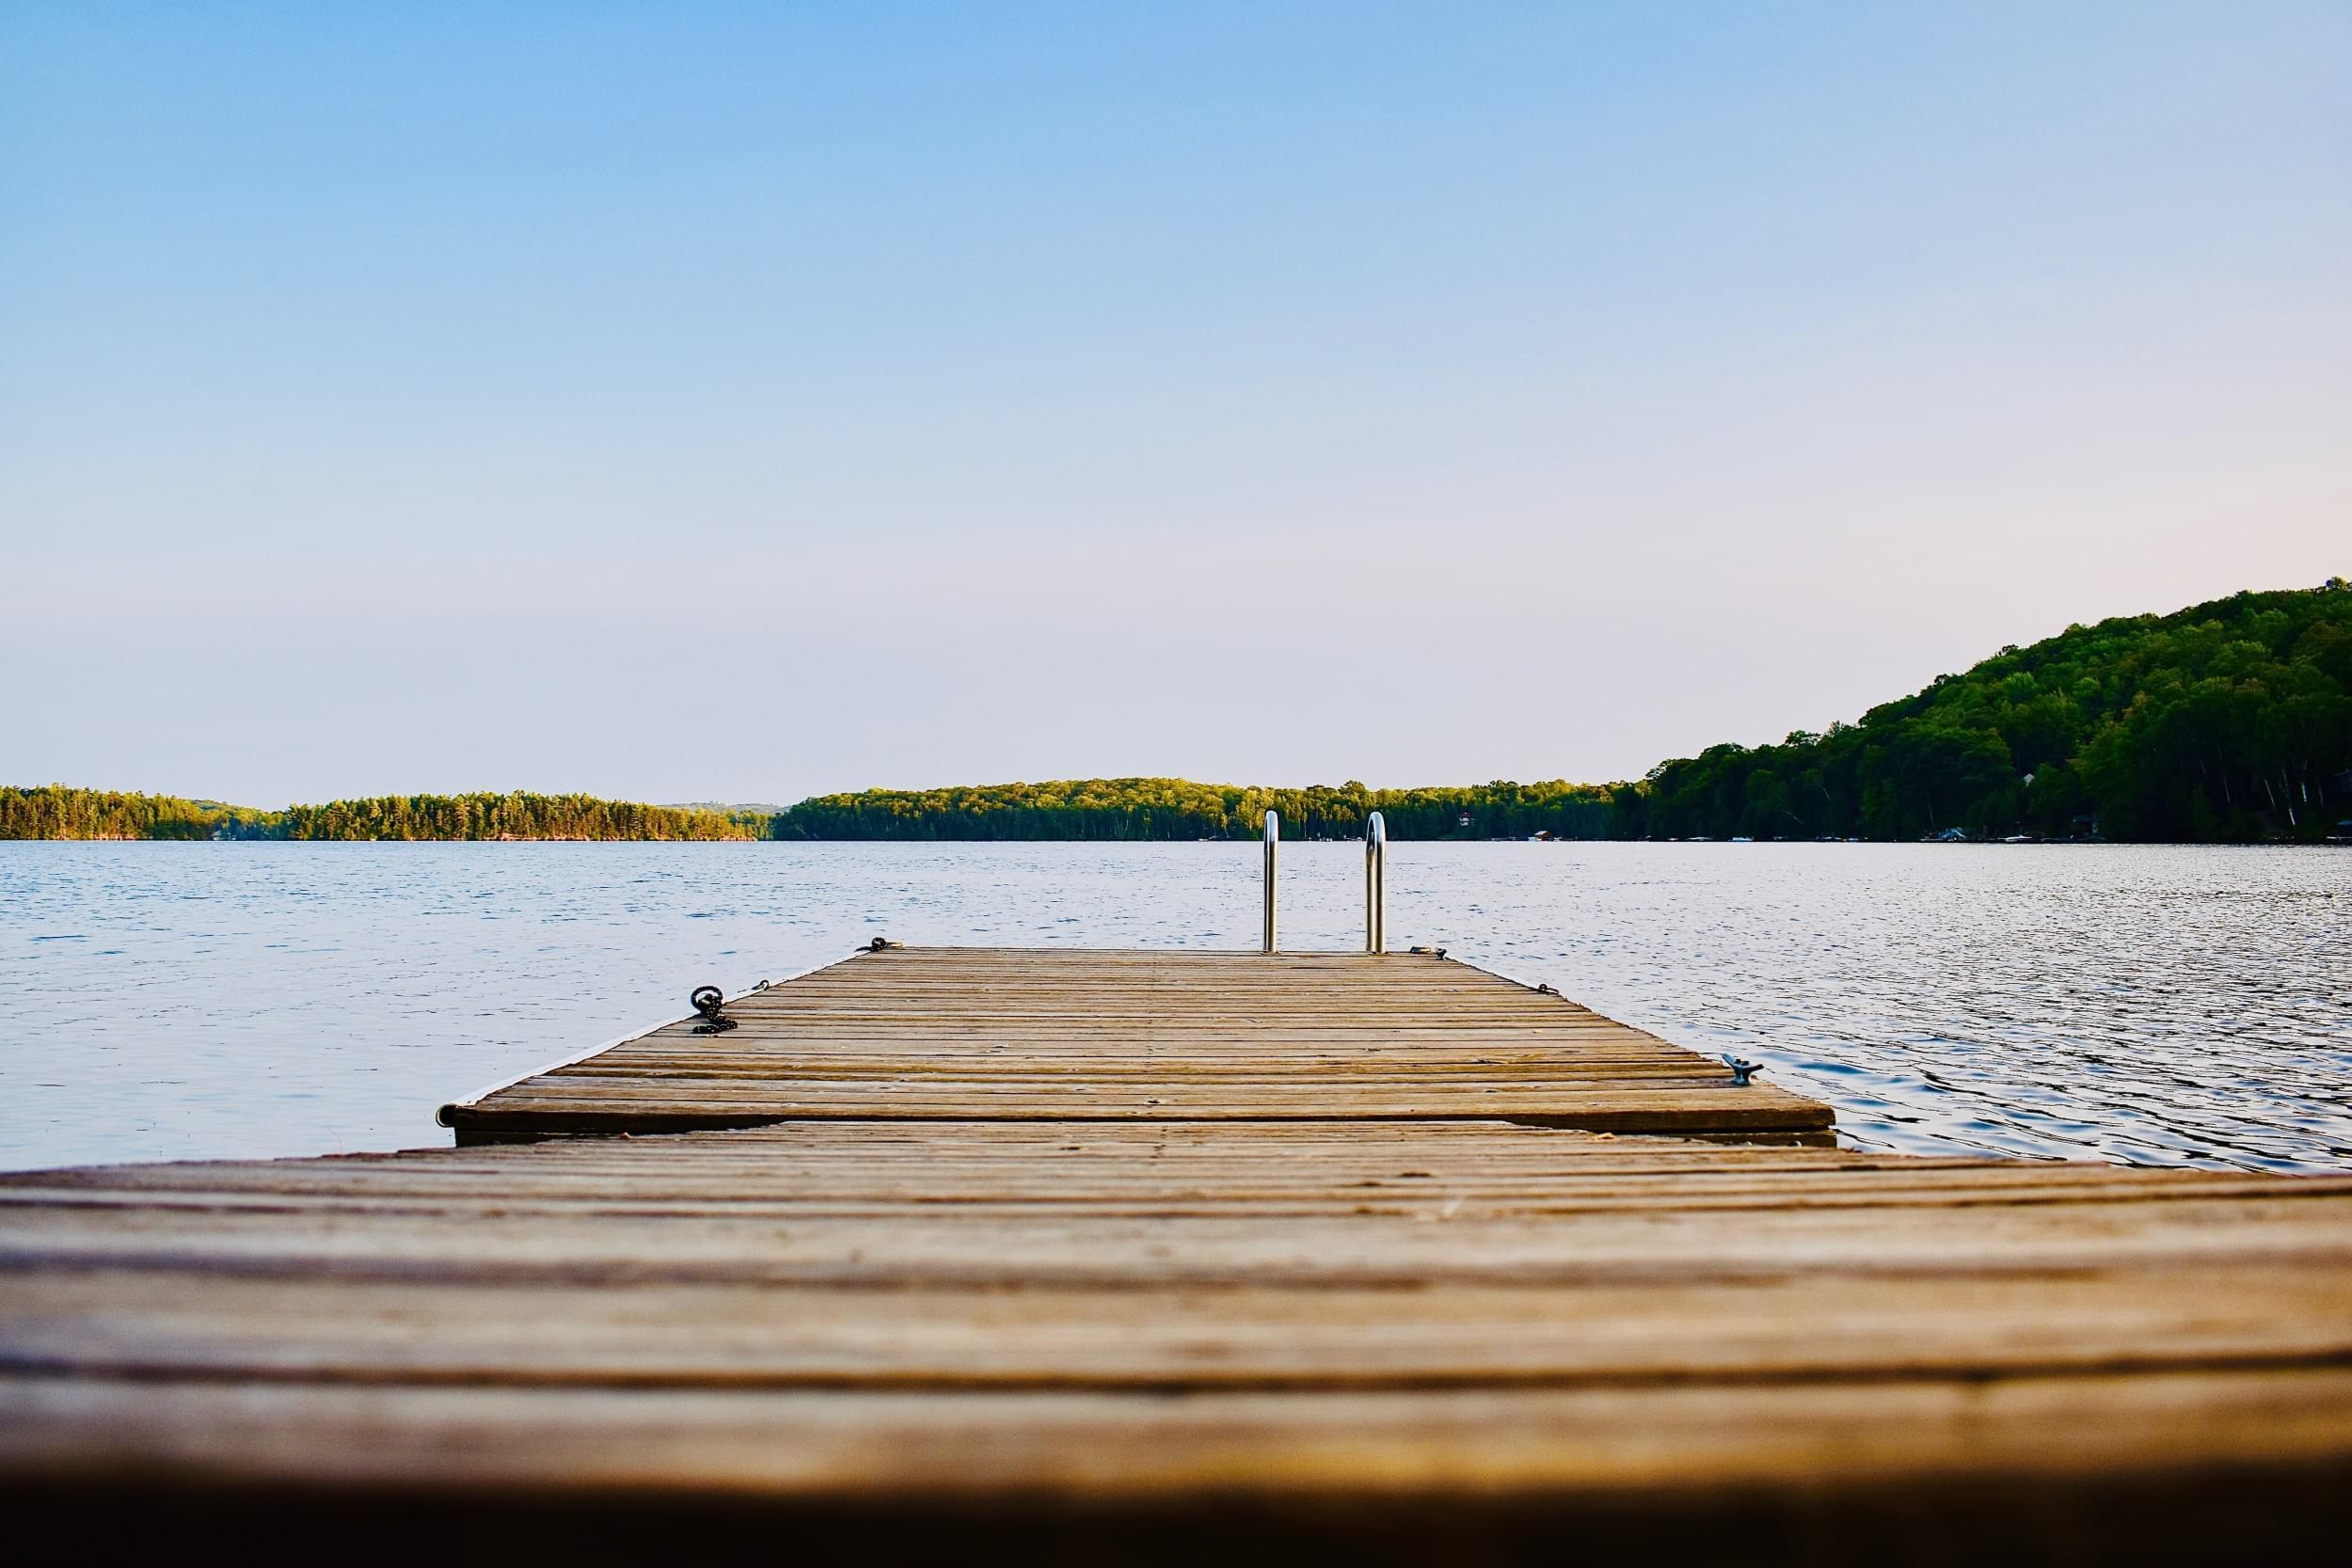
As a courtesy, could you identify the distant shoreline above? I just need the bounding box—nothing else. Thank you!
[11,832,2343,847]
[8,581,2349,847]
[5,785,2345,849]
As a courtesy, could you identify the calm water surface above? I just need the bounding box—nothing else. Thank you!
[1,841,2345,1172]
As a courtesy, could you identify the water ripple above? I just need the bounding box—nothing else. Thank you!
[0,841,2345,1172]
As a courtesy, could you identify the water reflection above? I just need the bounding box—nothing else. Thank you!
[1,841,2344,1172]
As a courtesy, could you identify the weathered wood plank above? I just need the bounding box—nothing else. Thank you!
[10,1369,2352,1500]
[442,947,1835,1137]
[3,1117,2352,1562]
[8,944,2351,1558]
[6,1123,2350,1389]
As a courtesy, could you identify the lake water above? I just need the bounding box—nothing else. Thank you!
[1,841,2345,1173]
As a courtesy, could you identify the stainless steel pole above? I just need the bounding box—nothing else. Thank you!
[1262,809,1280,954]
[1364,810,1387,954]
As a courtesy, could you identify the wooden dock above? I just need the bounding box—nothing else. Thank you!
[6,944,2351,1561]
[440,946,1833,1140]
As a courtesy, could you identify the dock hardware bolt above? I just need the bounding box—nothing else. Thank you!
[690,985,738,1035]
[1722,1053,1759,1087]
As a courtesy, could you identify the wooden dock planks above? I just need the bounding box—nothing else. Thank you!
[6,944,2352,1559]
[441,946,1835,1139]
[5,1119,2352,1559]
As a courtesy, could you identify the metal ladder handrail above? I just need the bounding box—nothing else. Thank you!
[1261,809,1279,954]
[1259,807,1388,954]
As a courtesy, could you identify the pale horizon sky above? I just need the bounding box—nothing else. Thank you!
[5,4,2347,806]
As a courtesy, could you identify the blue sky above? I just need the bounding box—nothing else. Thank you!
[5,4,2347,803]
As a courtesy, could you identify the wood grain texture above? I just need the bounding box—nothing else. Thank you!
[6,946,2350,1560]
[5,1122,2351,1459]
[443,947,1836,1137]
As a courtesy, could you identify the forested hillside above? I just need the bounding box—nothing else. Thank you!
[1629,579,2352,842]
[9,581,2346,844]
[771,581,2351,844]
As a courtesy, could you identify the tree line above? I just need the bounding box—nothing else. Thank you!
[8,580,2347,846]
[1626,579,2352,844]
[0,787,271,841]
[0,789,761,842]
[770,778,1622,842]
[767,581,2352,845]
